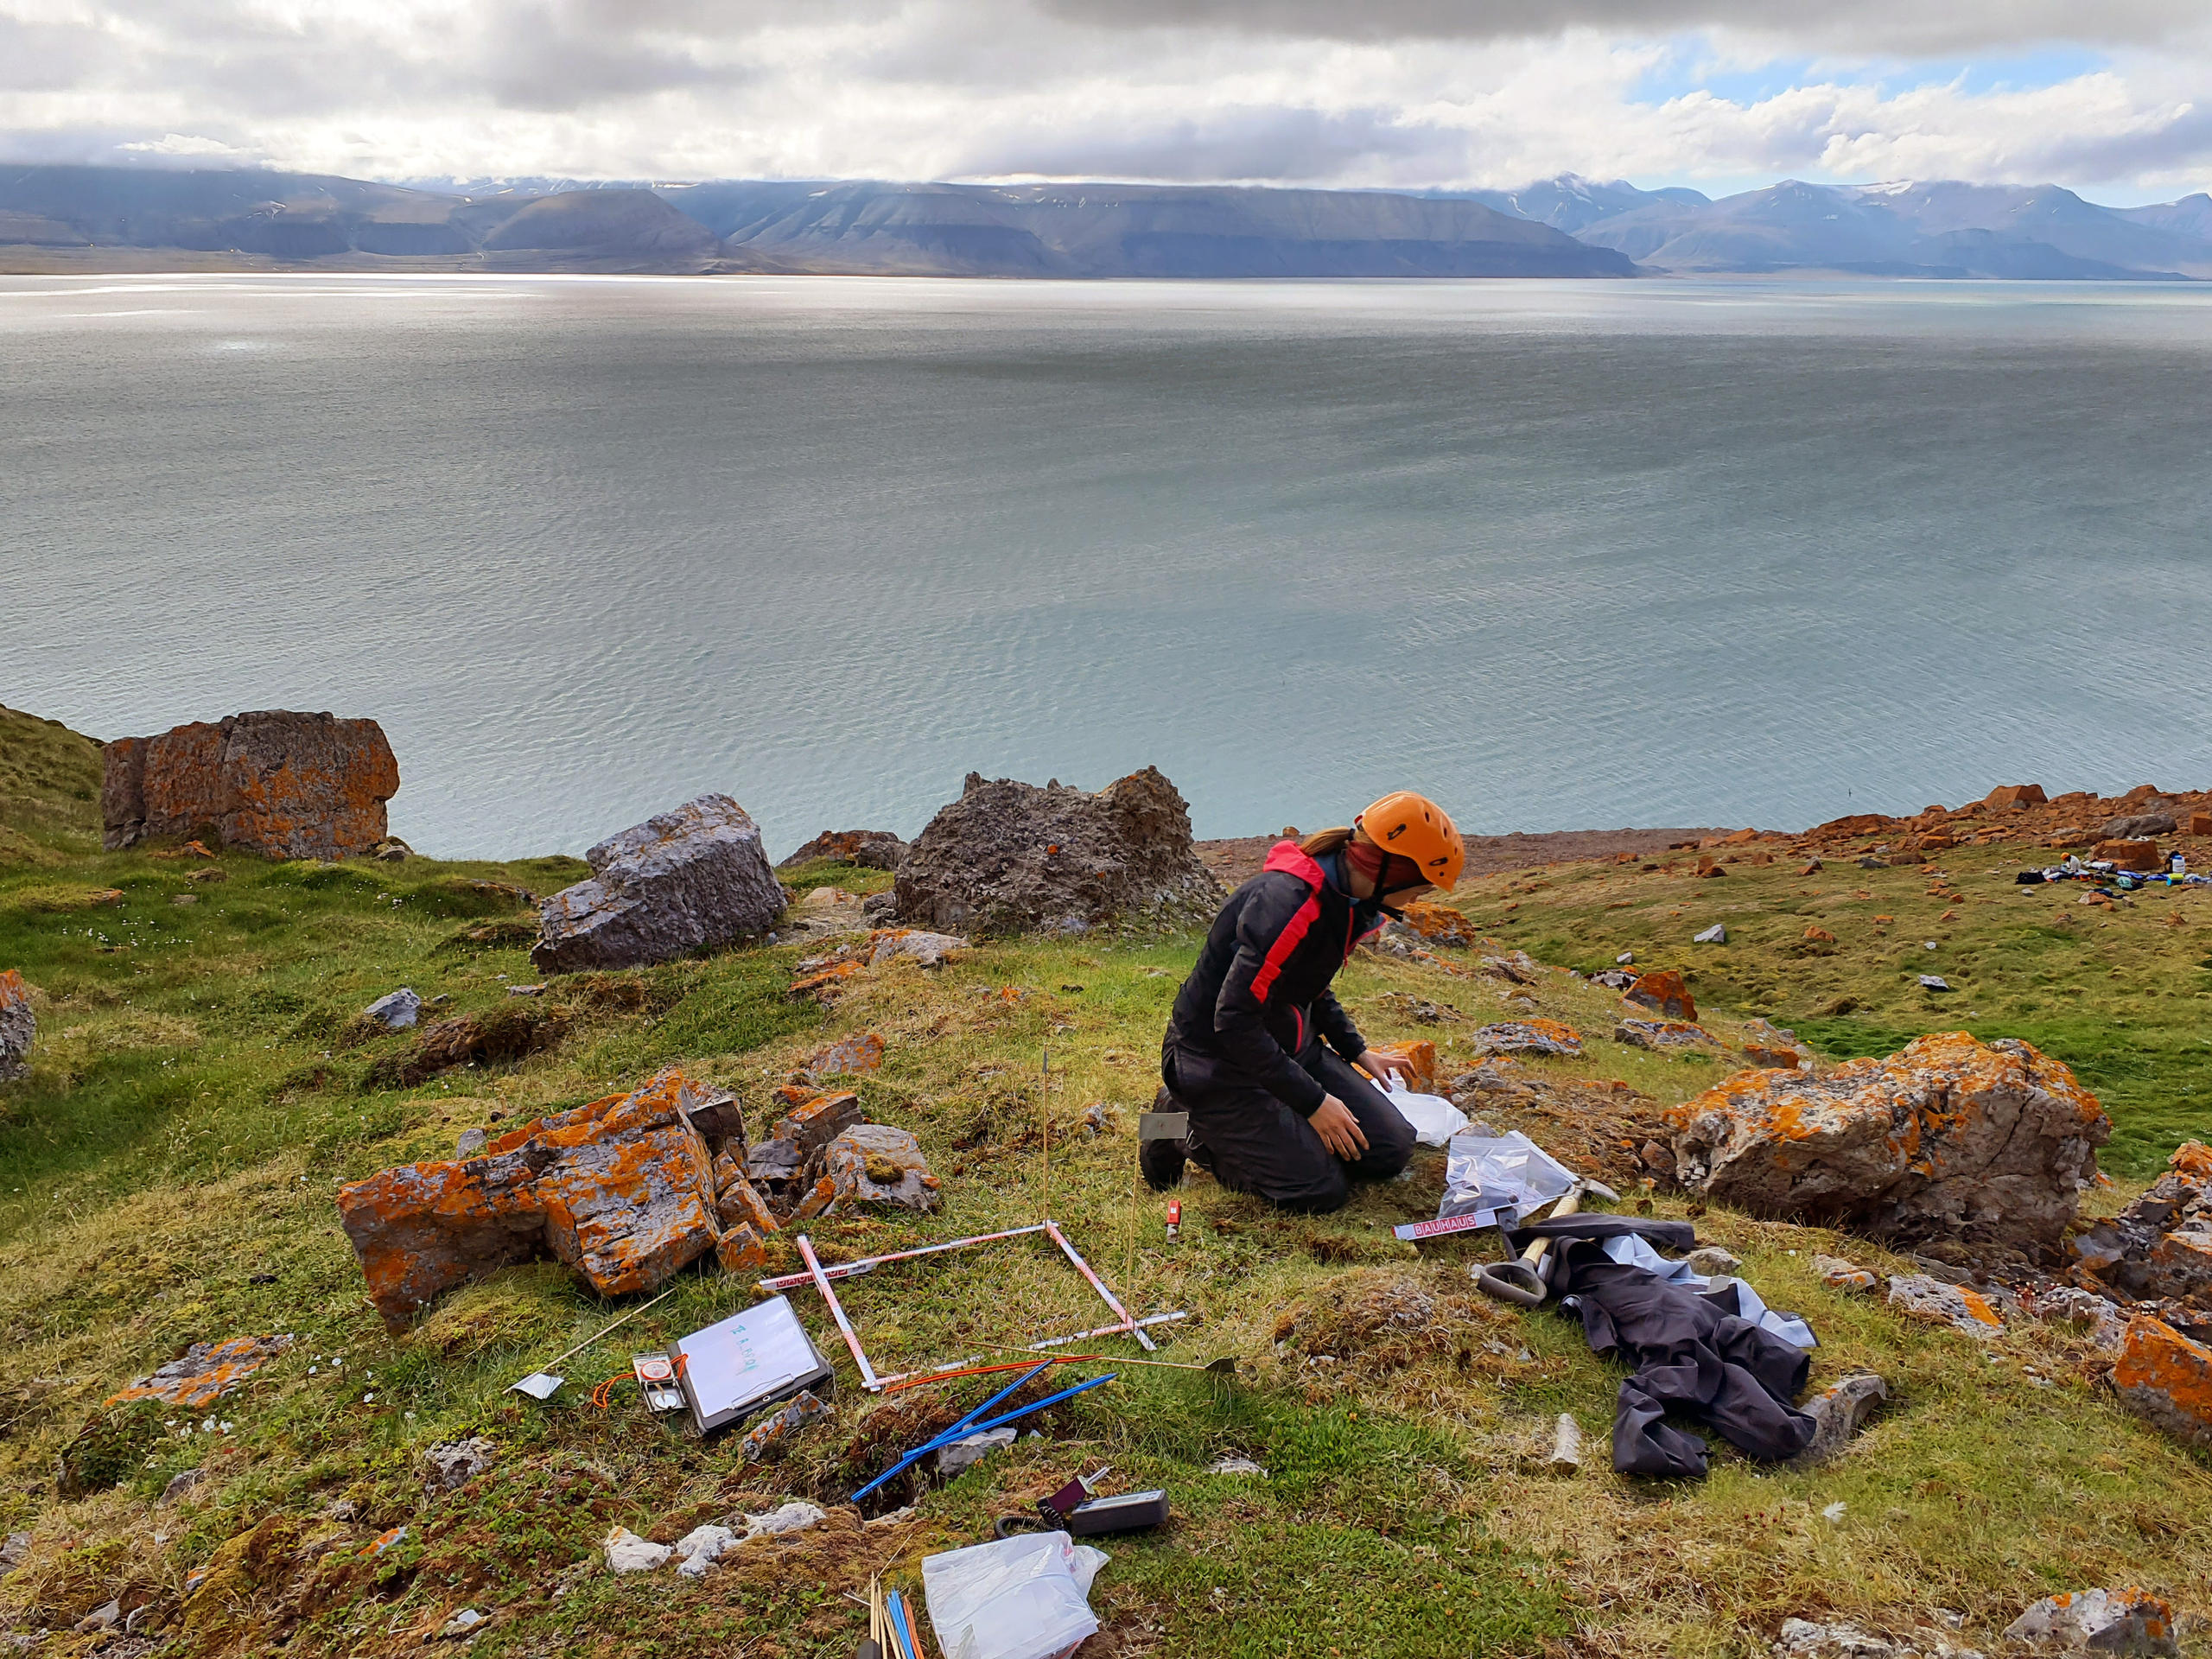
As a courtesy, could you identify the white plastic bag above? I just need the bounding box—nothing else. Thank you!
[1440,1130,1577,1220]
[923,1531,1108,1659]
[1382,1077,1468,1147]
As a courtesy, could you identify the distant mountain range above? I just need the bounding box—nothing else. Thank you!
[0,165,1627,278]
[1,162,2207,280]
[1565,175,2212,279]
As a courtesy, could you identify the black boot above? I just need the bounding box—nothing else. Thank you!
[1140,1134,1187,1192]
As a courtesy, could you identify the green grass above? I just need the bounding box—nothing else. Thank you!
[1,715,2209,1657]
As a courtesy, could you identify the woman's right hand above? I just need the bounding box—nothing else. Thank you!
[1310,1094,1370,1161]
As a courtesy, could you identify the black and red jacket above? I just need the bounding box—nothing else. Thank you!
[1165,841,1387,1116]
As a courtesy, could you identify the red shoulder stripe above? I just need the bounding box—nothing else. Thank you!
[1251,892,1320,1004]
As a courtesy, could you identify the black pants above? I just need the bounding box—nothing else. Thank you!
[1162,1038,1416,1213]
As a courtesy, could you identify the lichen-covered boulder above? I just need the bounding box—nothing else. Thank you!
[0,969,32,1082]
[893,767,1220,937]
[101,710,398,858]
[1624,969,1697,1021]
[533,794,785,974]
[336,1068,730,1328]
[2114,1316,2212,1448]
[1667,1033,2109,1249]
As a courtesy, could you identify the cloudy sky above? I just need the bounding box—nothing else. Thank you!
[4,0,2210,200]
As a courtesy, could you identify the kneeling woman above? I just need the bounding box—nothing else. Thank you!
[1145,791,1465,1213]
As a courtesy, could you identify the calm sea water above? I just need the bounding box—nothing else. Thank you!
[4,274,2210,860]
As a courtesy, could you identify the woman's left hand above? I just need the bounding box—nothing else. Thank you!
[1358,1048,1414,1087]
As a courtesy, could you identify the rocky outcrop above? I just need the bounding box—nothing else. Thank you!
[100,710,398,858]
[893,767,1221,937]
[337,1068,732,1328]
[0,969,32,1082]
[1667,1033,2109,1250]
[778,829,909,871]
[533,794,785,974]
[2075,1143,2212,1302]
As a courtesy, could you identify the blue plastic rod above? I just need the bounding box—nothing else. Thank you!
[852,1362,1054,1502]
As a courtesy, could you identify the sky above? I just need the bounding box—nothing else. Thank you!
[3,0,2210,202]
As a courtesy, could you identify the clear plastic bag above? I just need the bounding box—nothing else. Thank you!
[1382,1077,1469,1147]
[1440,1131,1577,1221]
[923,1531,1108,1659]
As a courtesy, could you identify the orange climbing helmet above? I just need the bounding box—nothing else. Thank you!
[1356,791,1465,892]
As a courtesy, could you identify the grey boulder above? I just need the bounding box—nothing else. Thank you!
[364,988,422,1031]
[533,794,785,974]
[2103,813,2177,840]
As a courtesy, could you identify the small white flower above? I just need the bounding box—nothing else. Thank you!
[362,1392,375,1404]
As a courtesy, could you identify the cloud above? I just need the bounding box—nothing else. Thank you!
[0,0,2209,197]
[1033,0,2205,54]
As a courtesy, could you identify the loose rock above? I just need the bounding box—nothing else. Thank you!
[892,766,1221,937]
[601,1527,670,1574]
[1614,1019,1719,1051]
[1624,969,1698,1022]
[823,1123,939,1211]
[424,1436,495,1491]
[1789,1372,1888,1465]
[1814,1254,1880,1294]
[2004,1588,2179,1656]
[804,1030,886,1079]
[0,969,33,1082]
[1471,1020,1583,1058]
[1667,1033,2109,1250]
[1684,1246,1741,1275]
[364,988,423,1032]
[740,1390,830,1462]
[1888,1274,2005,1339]
[109,1333,295,1408]
[440,1607,490,1638]
[1694,924,1728,944]
[672,1524,741,1578]
[934,1427,1017,1477]
[534,794,785,974]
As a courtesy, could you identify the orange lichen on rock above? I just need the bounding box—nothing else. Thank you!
[2115,1317,2212,1446]
[804,1030,886,1077]
[1470,1021,1581,1058]
[107,1334,296,1409]
[101,711,398,859]
[337,1067,729,1329]
[1366,1039,1438,1089]
[1802,925,1836,943]
[1623,969,1696,1022]
[790,963,863,1000]
[1395,901,1473,948]
[0,968,32,1080]
[1666,1033,2109,1248]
